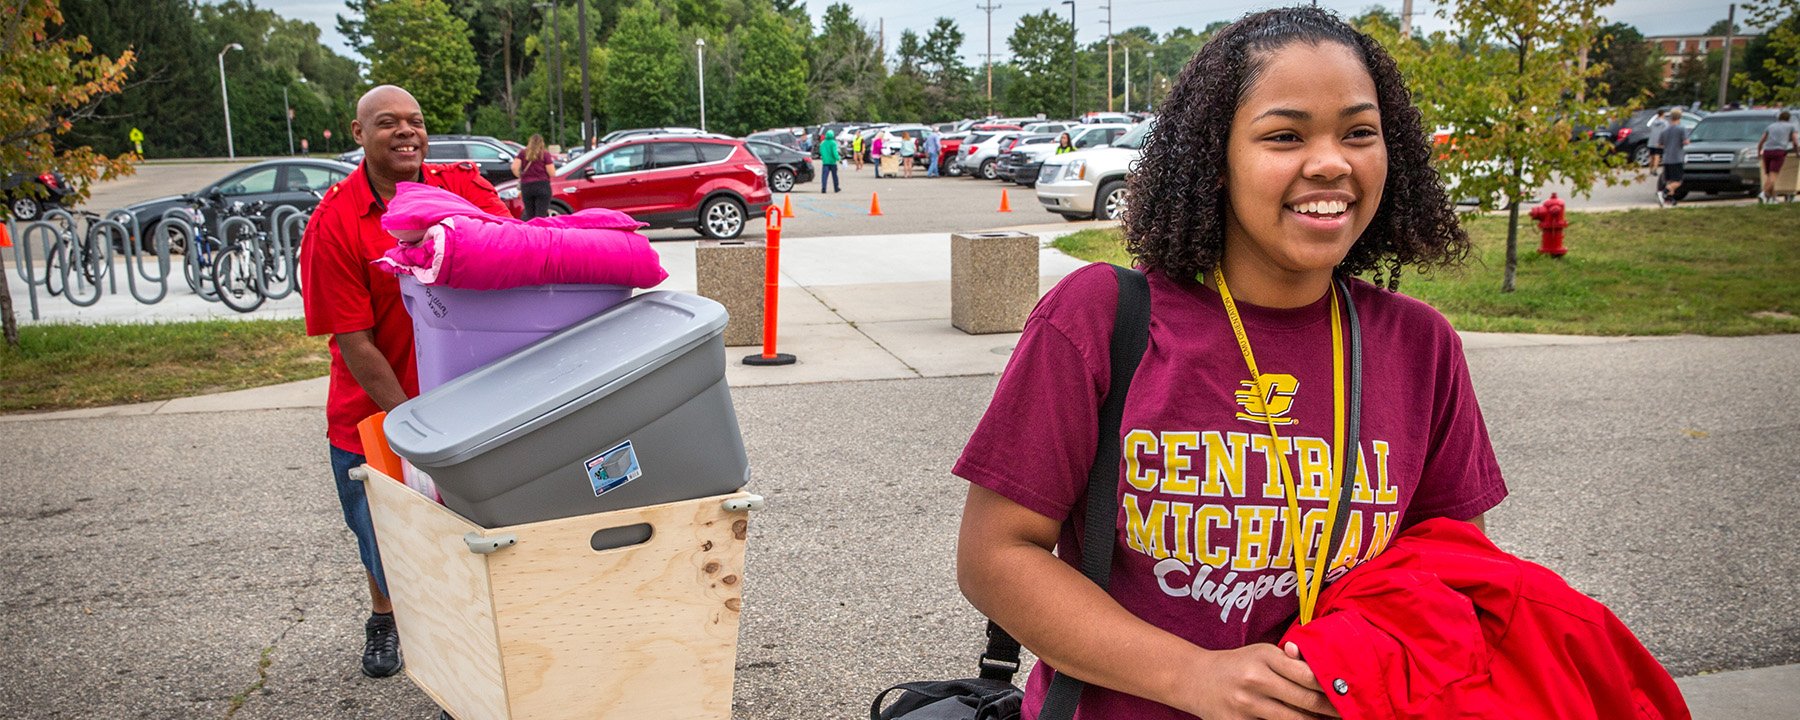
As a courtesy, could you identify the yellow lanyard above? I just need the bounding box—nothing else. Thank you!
[1211,267,1347,625]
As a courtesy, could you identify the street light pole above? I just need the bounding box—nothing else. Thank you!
[283,85,295,155]
[696,38,707,132]
[1061,0,1076,120]
[1124,45,1130,113]
[551,1,562,145]
[1145,50,1154,111]
[217,43,243,159]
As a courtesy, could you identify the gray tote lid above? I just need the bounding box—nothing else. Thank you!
[385,291,728,466]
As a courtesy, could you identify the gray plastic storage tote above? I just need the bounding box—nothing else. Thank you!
[383,291,749,527]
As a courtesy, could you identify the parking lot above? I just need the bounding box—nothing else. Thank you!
[76,158,1099,242]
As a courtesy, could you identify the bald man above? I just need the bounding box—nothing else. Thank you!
[299,85,509,679]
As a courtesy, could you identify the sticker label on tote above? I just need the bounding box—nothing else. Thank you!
[586,441,642,497]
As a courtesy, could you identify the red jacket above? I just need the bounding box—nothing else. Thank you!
[1282,519,1690,720]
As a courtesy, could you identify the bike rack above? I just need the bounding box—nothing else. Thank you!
[5,205,310,318]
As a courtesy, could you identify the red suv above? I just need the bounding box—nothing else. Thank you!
[498,134,771,239]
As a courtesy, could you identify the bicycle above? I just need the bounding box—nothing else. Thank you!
[208,198,273,313]
[42,209,110,302]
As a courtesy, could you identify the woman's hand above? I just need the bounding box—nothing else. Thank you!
[1175,642,1341,720]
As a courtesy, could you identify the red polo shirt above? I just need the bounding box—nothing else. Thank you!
[300,161,508,454]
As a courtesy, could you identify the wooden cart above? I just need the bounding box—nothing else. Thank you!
[357,439,758,720]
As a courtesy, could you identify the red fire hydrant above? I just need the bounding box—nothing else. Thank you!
[1529,193,1568,257]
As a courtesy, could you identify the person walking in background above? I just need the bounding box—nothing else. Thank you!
[871,132,885,178]
[852,131,865,172]
[819,129,842,193]
[899,132,918,179]
[1646,109,1668,195]
[925,130,943,177]
[510,134,557,220]
[1658,108,1690,207]
[1756,110,1798,203]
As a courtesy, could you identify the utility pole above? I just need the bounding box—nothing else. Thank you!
[1400,0,1413,37]
[1101,0,1113,112]
[879,18,885,57]
[1123,45,1130,113]
[1062,0,1076,119]
[579,0,591,147]
[978,0,1000,116]
[1718,3,1736,108]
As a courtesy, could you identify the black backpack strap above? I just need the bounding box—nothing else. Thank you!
[1323,276,1363,569]
[979,619,1022,680]
[1037,264,1152,720]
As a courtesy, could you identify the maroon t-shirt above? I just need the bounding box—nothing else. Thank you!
[953,263,1507,720]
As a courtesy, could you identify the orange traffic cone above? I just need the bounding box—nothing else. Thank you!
[782,194,795,218]
[869,192,883,216]
[0,221,12,249]
[998,190,1013,213]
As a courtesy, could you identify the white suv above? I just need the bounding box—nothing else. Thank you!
[955,131,1023,180]
[1034,119,1154,221]
[1008,123,1133,187]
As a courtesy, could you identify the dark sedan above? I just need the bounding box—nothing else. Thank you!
[3,170,74,222]
[744,140,815,193]
[119,158,354,248]
[334,134,518,185]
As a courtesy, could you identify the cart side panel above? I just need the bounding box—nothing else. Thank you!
[487,493,749,720]
[366,469,511,719]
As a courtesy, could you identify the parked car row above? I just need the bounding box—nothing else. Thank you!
[495,133,771,239]
[3,170,74,221]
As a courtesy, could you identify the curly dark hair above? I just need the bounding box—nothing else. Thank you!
[1123,6,1467,290]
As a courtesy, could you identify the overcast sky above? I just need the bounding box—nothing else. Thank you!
[264,0,1748,66]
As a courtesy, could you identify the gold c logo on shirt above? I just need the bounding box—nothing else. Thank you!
[1235,374,1300,426]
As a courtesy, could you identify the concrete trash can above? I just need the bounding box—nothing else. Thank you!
[951,231,1040,334]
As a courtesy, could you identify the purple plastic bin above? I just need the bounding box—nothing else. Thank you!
[398,277,631,391]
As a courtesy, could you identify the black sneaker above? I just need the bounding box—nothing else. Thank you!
[362,612,403,678]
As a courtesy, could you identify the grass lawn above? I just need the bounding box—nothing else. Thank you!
[0,318,328,414]
[1053,204,1800,336]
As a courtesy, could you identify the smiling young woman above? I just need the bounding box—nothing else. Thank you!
[953,7,1504,720]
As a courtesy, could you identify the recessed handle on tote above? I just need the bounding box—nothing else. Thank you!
[722,494,765,513]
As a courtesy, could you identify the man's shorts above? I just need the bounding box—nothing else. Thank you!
[1662,163,1685,183]
[1763,150,1789,176]
[1649,147,1663,164]
[330,444,389,597]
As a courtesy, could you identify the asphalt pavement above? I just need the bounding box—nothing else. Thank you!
[1,160,1794,718]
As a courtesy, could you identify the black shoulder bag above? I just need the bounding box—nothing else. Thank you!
[871,264,1152,720]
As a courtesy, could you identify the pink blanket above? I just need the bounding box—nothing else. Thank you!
[373,182,668,290]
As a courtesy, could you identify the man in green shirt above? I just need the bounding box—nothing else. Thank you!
[819,130,842,193]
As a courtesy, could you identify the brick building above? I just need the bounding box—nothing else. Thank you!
[1647,33,1757,83]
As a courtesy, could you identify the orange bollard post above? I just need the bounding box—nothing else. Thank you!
[998,190,1012,212]
[744,206,797,366]
[782,194,795,218]
[869,192,883,216]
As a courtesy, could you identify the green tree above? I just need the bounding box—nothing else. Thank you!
[1735,0,1800,106]
[1591,22,1661,106]
[807,3,886,122]
[366,0,482,133]
[60,0,215,157]
[2,0,137,346]
[600,1,683,130]
[920,18,974,119]
[728,8,809,134]
[1006,10,1074,117]
[1371,0,1626,292]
